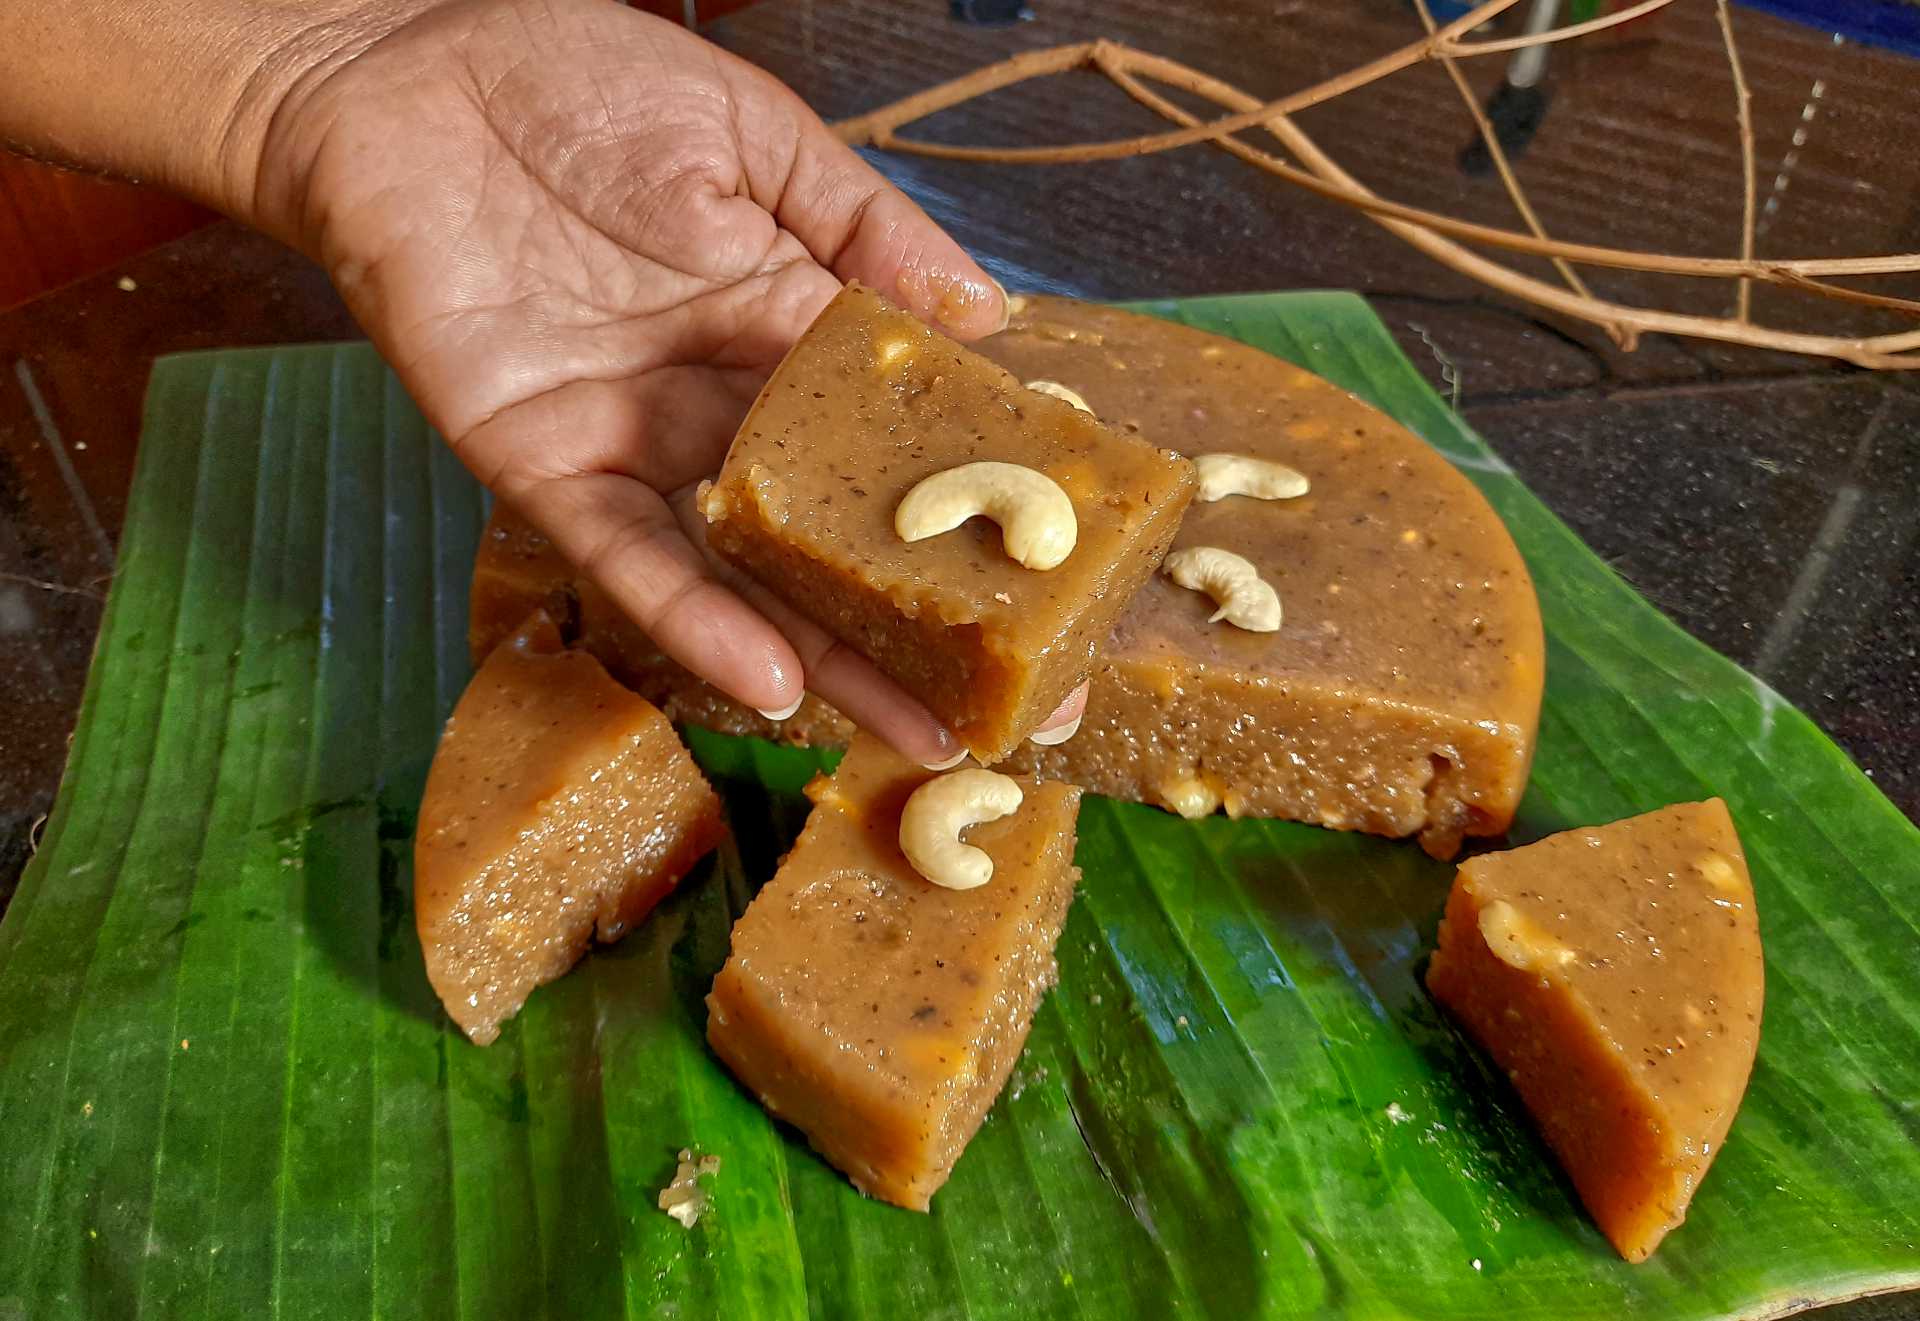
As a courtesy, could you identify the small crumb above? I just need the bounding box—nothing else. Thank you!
[1175,1014,1189,1029]
[180,1039,190,1051]
[1472,1258,1482,1272]
[1385,1102,1411,1125]
[993,591,1012,604]
[658,1148,719,1228]
[74,441,87,451]
[117,276,138,292]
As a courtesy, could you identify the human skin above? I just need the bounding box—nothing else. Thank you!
[0,0,1086,763]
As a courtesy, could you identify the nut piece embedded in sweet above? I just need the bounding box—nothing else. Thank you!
[1193,453,1311,503]
[1694,853,1747,896]
[1477,898,1578,975]
[899,769,1025,890]
[1163,546,1282,633]
[1159,773,1222,820]
[1024,379,1093,413]
[895,461,1078,570]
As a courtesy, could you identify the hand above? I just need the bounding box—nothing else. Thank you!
[253,0,1085,761]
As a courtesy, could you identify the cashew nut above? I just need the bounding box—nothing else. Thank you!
[895,461,1077,570]
[1163,547,1281,632]
[1194,453,1310,503]
[1024,379,1093,414]
[899,769,1025,890]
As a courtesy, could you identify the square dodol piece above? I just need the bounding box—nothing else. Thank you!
[702,283,1195,763]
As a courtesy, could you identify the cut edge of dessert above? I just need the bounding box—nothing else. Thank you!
[414,608,726,1044]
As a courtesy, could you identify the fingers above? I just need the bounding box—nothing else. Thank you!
[511,468,804,716]
[725,67,1008,340]
[664,486,962,767]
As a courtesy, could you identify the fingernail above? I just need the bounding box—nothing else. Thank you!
[988,275,1012,333]
[921,749,969,771]
[757,695,804,722]
[1028,713,1083,747]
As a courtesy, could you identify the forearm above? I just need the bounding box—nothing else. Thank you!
[0,0,434,232]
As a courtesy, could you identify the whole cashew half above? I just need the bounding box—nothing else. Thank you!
[899,769,1025,890]
[895,461,1078,570]
[1193,453,1310,503]
[1024,379,1093,413]
[1163,546,1282,632]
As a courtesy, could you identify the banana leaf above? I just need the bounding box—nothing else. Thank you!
[1,291,1916,1321]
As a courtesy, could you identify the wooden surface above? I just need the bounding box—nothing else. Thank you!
[0,2,1914,1313]
[0,155,211,311]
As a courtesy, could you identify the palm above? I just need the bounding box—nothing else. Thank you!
[266,0,1012,759]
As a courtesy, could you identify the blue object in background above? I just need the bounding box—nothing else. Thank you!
[1738,0,1920,57]
[1419,0,1920,57]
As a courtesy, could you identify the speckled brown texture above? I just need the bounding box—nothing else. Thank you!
[416,611,726,1045]
[702,283,1196,764]
[987,298,1544,856]
[469,506,853,747]
[706,733,1082,1210]
[1426,799,1764,1262]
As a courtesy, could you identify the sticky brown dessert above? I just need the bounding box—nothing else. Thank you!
[469,505,852,746]
[416,610,726,1044]
[985,297,1543,856]
[1426,800,1764,1261]
[706,733,1083,1210]
[701,283,1196,764]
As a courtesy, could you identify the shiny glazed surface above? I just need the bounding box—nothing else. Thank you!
[1426,799,1764,1261]
[706,733,1082,1210]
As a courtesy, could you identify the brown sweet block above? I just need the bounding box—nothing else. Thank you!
[416,610,726,1044]
[987,298,1544,857]
[469,505,853,747]
[706,733,1082,1210]
[1426,800,1764,1261]
[701,283,1196,764]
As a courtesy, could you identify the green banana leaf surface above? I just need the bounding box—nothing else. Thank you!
[2,292,1917,1321]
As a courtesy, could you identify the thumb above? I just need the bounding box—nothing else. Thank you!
[732,68,1009,339]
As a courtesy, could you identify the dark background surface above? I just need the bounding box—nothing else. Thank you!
[0,2,1915,1312]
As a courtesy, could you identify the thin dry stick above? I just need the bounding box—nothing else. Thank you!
[837,32,1920,367]
[839,0,1537,165]
[1717,0,1758,322]
[836,47,1917,285]
[1410,0,1595,303]
[1104,48,1920,366]
[1446,0,1674,54]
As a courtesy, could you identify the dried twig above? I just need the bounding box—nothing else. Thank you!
[0,570,107,601]
[1717,0,1758,323]
[1411,0,1594,304]
[1445,0,1675,54]
[836,49,1912,281]
[834,2,1920,370]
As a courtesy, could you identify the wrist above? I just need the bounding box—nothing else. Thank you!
[218,1,446,247]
